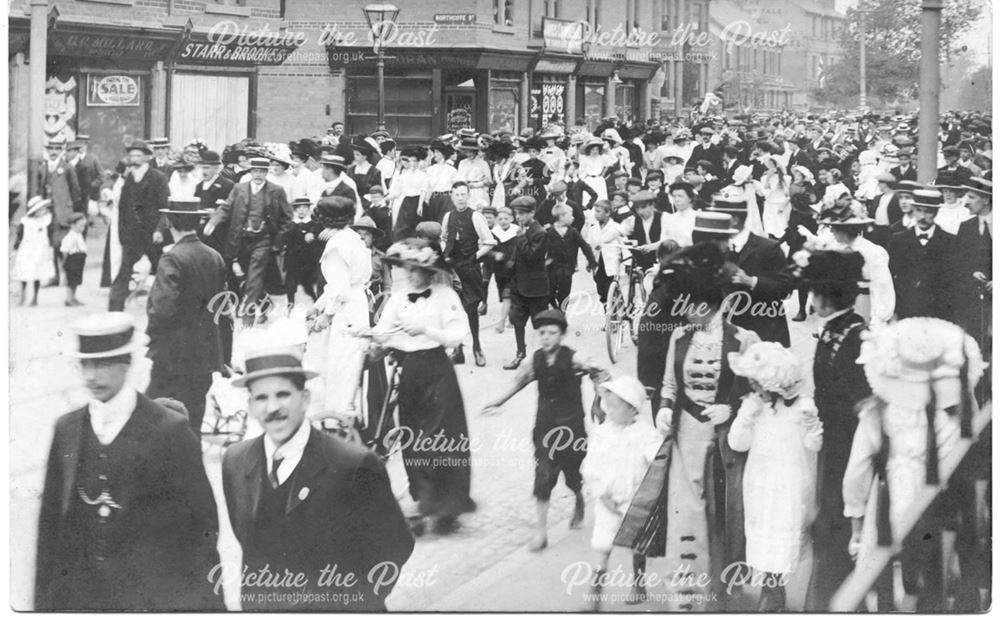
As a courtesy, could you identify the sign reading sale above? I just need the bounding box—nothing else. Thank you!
[86,74,141,107]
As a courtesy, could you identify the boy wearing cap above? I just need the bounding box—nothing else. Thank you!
[888,189,957,321]
[285,197,324,303]
[146,199,226,433]
[484,309,610,551]
[504,197,551,369]
[36,313,221,610]
[223,346,414,610]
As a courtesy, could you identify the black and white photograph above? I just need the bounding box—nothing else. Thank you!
[3,0,995,614]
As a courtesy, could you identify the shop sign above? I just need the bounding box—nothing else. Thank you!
[542,17,585,55]
[434,14,476,24]
[86,74,141,107]
[534,59,577,74]
[179,39,301,65]
[49,33,176,61]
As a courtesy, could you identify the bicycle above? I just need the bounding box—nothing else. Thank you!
[602,241,652,364]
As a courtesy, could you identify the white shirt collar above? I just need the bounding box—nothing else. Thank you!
[263,417,313,486]
[88,387,138,445]
[730,228,751,252]
[914,224,936,238]
[201,173,219,188]
[250,179,266,193]
[131,163,149,181]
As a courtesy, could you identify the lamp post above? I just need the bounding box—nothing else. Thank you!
[363,3,400,133]
[859,3,867,110]
[917,0,943,182]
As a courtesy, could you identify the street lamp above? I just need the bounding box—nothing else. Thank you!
[363,3,400,133]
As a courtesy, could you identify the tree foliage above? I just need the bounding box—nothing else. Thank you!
[815,0,983,104]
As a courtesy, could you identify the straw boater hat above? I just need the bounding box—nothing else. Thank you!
[67,312,149,359]
[351,215,385,240]
[149,137,170,148]
[894,180,922,197]
[232,344,319,388]
[319,154,347,171]
[932,171,964,192]
[457,137,480,152]
[383,237,450,273]
[962,176,992,198]
[159,197,212,216]
[24,196,52,217]
[248,156,271,170]
[691,211,739,241]
[292,196,312,208]
[911,189,943,209]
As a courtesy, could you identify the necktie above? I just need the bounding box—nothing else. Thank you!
[408,288,432,303]
[917,232,929,244]
[269,454,284,489]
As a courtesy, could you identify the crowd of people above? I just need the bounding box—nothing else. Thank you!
[22,107,993,612]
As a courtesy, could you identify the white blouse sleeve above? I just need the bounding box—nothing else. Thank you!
[432,286,471,347]
[842,402,882,519]
[867,245,896,326]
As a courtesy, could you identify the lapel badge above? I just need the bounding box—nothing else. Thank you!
[298,487,310,501]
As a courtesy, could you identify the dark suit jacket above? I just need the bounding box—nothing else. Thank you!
[786,148,816,176]
[510,220,550,298]
[38,157,82,224]
[209,180,293,259]
[146,234,226,376]
[889,165,917,182]
[75,153,104,203]
[867,192,902,225]
[118,167,170,252]
[953,217,992,344]
[535,197,586,231]
[35,394,221,610]
[195,175,235,210]
[686,142,723,176]
[564,178,598,210]
[888,227,957,321]
[730,233,792,346]
[222,428,414,611]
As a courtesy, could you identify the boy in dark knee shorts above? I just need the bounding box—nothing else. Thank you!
[484,309,610,550]
[503,196,551,369]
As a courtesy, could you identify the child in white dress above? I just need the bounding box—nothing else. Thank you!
[728,341,823,611]
[582,375,663,610]
[13,196,56,306]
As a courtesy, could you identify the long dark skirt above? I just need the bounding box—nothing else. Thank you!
[395,346,476,519]
[392,195,422,242]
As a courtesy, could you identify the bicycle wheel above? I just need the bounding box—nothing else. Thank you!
[605,280,625,363]
[629,273,648,345]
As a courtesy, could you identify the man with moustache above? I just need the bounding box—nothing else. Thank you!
[222,346,414,611]
[888,189,957,321]
[35,313,221,610]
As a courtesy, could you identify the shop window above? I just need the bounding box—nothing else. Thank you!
[614,83,635,122]
[582,83,604,130]
[494,0,515,27]
[489,87,519,134]
[346,74,434,142]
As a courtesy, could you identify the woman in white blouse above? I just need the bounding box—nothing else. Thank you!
[385,146,429,241]
[360,237,477,535]
[306,196,372,417]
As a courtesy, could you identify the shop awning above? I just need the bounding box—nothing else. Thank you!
[8,18,185,62]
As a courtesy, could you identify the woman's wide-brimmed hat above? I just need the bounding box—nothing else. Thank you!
[67,312,149,359]
[818,200,874,226]
[729,342,804,400]
[857,317,985,413]
[583,137,605,152]
[962,176,992,198]
[383,237,451,273]
[351,215,385,240]
[232,345,319,388]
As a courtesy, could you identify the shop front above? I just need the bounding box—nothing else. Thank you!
[331,47,533,143]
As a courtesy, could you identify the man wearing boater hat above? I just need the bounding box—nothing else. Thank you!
[204,156,293,323]
[954,176,993,359]
[35,312,221,610]
[109,140,170,311]
[146,198,226,434]
[222,345,413,611]
[888,188,957,321]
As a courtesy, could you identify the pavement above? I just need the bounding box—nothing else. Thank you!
[8,220,819,611]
